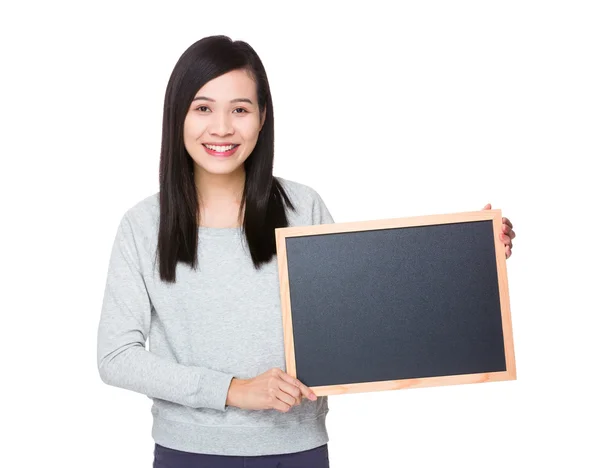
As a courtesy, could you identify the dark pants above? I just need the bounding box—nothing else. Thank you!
[153,443,330,468]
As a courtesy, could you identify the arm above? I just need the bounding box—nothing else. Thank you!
[97,212,235,411]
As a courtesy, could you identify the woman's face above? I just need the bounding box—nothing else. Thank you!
[183,69,265,177]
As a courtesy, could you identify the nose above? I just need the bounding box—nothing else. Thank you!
[208,112,234,137]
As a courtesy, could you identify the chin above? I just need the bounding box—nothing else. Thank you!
[197,160,245,175]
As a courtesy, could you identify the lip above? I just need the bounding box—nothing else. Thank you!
[202,143,240,158]
[202,142,240,146]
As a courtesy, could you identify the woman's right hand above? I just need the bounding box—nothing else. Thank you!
[226,367,318,412]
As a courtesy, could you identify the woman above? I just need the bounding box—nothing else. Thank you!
[97,35,516,467]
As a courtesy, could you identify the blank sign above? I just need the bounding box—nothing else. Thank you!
[275,209,516,396]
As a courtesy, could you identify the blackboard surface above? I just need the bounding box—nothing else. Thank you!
[284,219,508,389]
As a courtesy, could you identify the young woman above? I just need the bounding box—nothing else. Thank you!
[97,35,516,467]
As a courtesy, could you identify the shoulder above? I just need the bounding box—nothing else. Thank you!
[115,191,160,247]
[122,191,159,224]
[275,176,333,225]
[275,176,324,204]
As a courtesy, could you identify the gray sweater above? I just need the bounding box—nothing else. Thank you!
[96,177,335,456]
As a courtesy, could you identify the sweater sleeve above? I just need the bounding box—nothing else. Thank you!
[311,189,335,225]
[96,212,235,411]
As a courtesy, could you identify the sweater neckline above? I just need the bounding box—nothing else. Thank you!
[197,226,243,237]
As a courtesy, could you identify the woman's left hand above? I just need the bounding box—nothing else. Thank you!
[482,204,515,259]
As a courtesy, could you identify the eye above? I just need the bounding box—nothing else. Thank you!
[195,105,210,112]
[233,108,248,114]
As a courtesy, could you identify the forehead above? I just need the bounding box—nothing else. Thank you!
[194,69,257,101]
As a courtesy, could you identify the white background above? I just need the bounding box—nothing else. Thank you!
[2,1,599,467]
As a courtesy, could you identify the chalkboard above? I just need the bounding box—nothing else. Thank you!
[275,209,516,396]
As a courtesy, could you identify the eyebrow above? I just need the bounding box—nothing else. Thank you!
[192,96,254,105]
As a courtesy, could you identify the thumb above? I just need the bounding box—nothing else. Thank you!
[482,203,492,210]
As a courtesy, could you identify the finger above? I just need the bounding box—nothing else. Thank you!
[483,204,492,210]
[499,233,512,245]
[502,217,513,228]
[502,225,516,239]
[278,379,302,406]
[505,244,512,259]
[271,394,293,413]
[267,370,295,410]
[501,227,516,240]
[275,388,297,409]
[280,372,317,401]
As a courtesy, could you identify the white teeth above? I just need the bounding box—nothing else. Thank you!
[205,144,236,152]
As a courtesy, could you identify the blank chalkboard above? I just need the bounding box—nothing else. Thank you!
[275,209,515,396]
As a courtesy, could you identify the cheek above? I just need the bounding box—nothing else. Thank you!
[238,119,261,142]
[183,120,204,149]
[182,128,193,153]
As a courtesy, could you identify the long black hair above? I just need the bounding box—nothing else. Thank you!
[155,35,296,283]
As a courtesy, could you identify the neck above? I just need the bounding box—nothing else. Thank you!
[194,166,246,204]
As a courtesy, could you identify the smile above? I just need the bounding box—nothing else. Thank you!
[202,144,239,152]
[202,144,240,158]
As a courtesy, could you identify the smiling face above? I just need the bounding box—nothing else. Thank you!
[183,68,265,178]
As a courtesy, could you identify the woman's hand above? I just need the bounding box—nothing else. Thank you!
[483,204,516,259]
[226,367,318,412]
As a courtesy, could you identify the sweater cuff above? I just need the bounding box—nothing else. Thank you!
[195,368,236,411]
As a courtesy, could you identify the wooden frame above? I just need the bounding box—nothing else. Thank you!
[274,209,516,396]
